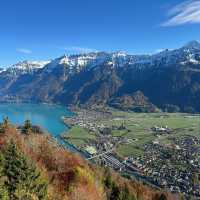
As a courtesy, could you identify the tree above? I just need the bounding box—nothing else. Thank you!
[159,193,167,200]
[0,117,9,134]
[109,182,136,200]
[110,183,120,200]
[4,141,47,200]
[22,120,32,134]
[0,186,9,200]
[0,154,8,200]
[104,168,136,200]
[0,153,5,176]
[104,169,113,189]
[118,184,136,200]
[2,117,9,129]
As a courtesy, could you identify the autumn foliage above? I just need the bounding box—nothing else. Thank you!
[0,120,180,200]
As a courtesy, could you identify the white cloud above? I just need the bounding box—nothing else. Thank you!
[63,46,97,53]
[16,48,32,54]
[162,0,200,26]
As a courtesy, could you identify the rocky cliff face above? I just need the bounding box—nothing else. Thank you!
[109,91,159,112]
[0,41,200,112]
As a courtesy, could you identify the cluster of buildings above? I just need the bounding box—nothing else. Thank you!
[81,134,126,171]
[64,109,129,157]
[63,109,200,199]
[126,136,200,198]
[151,125,171,134]
[63,109,110,133]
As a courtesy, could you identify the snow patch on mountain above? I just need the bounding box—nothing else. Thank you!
[11,60,50,70]
[0,60,50,76]
[1,40,200,77]
[43,52,111,73]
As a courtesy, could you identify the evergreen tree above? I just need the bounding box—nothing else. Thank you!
[110,183,120,200]
[104,169,113,189]
[118,184,136,200]
[0,117,9,134]
[0,154,9,200]
[104,169,136,200]
[0,186,9,200]
[109,182,136,200]
[159,194,167,200]
[0,153,4,176]
[22,120,32,134]
[4,141,47,200]
[2,117,9,129]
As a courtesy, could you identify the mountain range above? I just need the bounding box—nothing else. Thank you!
[0,40,200,112]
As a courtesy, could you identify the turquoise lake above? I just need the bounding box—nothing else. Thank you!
[0,103,72,136]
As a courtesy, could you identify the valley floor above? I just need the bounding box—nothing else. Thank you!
[61,108,200,199]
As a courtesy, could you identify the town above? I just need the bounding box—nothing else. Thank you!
[61,108,200,199]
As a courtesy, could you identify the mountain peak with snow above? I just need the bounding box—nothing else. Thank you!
[1,40,200,77]
[11,60,50,69]
[0,60,50,76]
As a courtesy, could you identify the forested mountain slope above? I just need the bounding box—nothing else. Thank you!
[0,119,177,200]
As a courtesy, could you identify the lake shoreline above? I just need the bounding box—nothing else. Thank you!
[0,103,72,137]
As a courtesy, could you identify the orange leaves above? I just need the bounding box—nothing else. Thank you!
[0,125,176,200]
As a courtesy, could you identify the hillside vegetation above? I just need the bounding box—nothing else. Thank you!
[0,118,178,200]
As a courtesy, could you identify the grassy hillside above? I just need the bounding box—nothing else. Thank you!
[0,118,178,200]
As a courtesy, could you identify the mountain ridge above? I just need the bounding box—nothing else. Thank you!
[1,40,200,73]
[0,40,200,112]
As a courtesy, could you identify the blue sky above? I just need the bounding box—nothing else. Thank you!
[1,0,200,66]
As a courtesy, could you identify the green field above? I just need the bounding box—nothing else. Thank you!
[107,111,200,157]
[63,110,200,158]
[62,126,96,148]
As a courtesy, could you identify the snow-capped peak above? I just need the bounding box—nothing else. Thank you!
[11,60,50,70]
[1,60,50,76]
[44,52,111,73]
[112,51,127,57]
[1,40,200,77]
